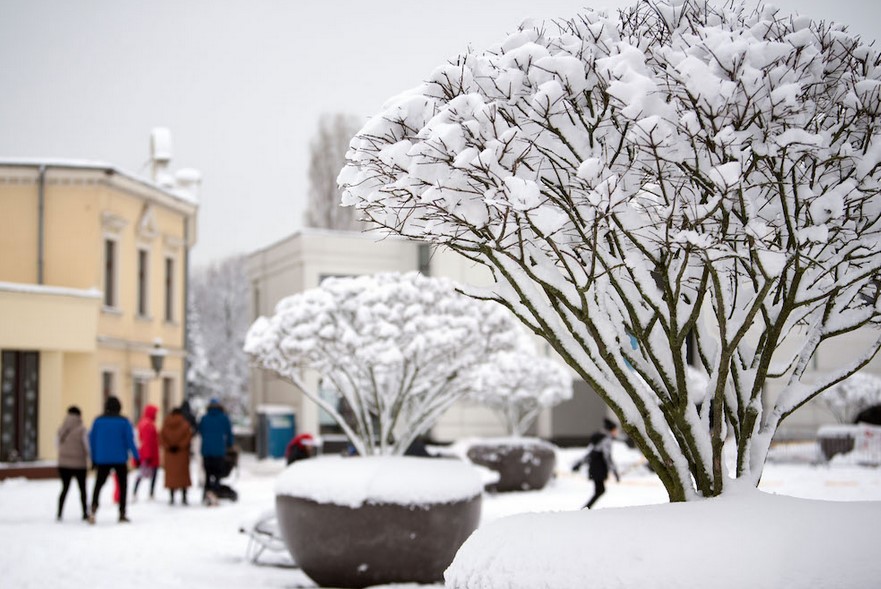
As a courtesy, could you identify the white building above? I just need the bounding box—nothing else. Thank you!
[245,229,608,445]
[245,229,879,445]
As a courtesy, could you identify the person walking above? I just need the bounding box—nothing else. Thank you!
[88,396,139,523]
[161,407,193,505]
[572,418,620,509]
[56,406,90,521]
[198,397,233,506]
[180,398,198,434]
[132,404,160,501]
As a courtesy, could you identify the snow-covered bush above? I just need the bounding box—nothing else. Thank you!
[244,272,522,456]
[819,372,881,424]
[469,344,573,436]
[341,0,881,499]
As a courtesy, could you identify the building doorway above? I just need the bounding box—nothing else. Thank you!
[1,351,39,462]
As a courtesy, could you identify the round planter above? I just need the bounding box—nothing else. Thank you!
[275,456,482,588]
[466,438,556,492]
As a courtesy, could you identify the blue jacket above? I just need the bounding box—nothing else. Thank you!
[199,406,233,457]
[89,415,139,465]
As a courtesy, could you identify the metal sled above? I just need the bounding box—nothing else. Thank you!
[240,510,296,567]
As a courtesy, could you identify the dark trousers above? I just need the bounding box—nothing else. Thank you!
[133,468,157,498]
[585,479,606,509]
[58,467,88,519]
[92,463,128,516]
[169,488,189,504]
[202,455,225,500]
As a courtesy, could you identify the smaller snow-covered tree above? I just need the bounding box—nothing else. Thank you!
[819,372,881,424]
[469,343,573,437]
[244,272,523,456]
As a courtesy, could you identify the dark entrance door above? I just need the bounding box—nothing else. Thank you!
[1,351,40,462]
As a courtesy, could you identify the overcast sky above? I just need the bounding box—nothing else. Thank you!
[2,0,879,267]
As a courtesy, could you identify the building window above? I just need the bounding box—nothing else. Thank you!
[104,239,117,308]
[137,249,149,317]
[133,379,146,423]
[162,377,174,417]
[164,257,175,322]
[101,371,115,404]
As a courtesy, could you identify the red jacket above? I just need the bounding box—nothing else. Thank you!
[137,405,160,468]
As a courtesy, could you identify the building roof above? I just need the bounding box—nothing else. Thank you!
[0,158,199,208]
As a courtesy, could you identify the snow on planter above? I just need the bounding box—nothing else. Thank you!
[445,485,881,589]
[275,455,483,506]
[450,437,558,492]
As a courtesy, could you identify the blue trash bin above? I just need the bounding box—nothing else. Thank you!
[256,406,296,459]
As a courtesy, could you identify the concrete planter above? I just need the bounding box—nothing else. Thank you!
[274,456,482,588]
[466,438,556,492]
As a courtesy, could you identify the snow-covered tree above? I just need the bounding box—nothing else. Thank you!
[469,343,573,437]
[185,300,219,400]
[244,272,522,456]
[819,372,881,424]
[304,113,364,231]
[340,0,881,499]
[190,255,251,420]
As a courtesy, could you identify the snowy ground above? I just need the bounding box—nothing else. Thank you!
[1,445,879,589]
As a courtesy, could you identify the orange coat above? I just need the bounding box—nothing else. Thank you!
[160,413,193,490]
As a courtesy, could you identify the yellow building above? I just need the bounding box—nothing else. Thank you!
[0,158,198,468]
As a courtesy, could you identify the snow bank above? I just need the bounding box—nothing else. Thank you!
[446,485,881,589]
[274,455,483,508]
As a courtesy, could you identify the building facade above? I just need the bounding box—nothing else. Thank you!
[0,160,198,466]
[246,229,608,445]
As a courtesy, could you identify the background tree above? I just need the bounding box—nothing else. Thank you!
[245,272,523,456]
[185,300,219,402]
[341,0,881,500]
[469,344,573,437]
[819,372,881,424]
[189,255,251,420]
[304,113,363,230]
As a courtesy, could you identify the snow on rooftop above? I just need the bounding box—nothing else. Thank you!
[0,158,199,206]
[275,455,483,507]
[0,157,115,170]
[255,404,295,415]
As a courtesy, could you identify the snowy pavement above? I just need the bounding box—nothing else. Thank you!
[1,449,879,589]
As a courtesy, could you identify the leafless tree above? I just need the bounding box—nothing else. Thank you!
[304,113,363,231]
[189,255,251,419]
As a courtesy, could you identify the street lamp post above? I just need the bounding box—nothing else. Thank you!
[149,339,167,378]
